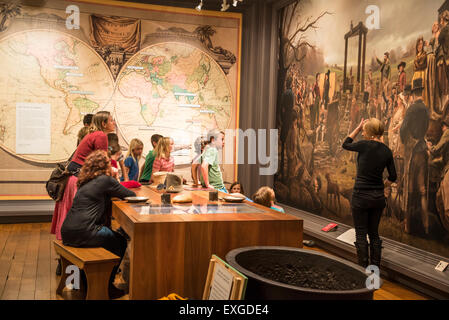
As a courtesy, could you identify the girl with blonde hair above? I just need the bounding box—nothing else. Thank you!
[122,138,144,181]
[342,118,397,268]
[151,137,175,181]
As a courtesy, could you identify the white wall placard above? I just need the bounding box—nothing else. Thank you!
[16,103,51,155]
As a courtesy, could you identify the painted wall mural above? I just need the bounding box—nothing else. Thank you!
[275,0,449,258]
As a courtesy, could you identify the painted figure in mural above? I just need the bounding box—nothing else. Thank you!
[348,96,360,134]
[397,62,407,93]
[389,93,407,159]
[310,73,321,131]
[429,21,441,53]
[426,21,440,116]
[413,37,428,106]
[436,11,449,113]
[326,100,340,155]
[400,78,430,235]
[323,70,330,109]
[287,107,304,179]
[279,76,295,180]
[428,117,449,233]
[376,52,391,95]
[367,69,374,98]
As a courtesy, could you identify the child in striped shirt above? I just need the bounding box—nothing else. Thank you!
[151,137,175,180]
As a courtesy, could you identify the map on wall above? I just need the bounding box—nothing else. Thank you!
[114,42,232,163]
[0,29,114,163]
[0,33,233,164]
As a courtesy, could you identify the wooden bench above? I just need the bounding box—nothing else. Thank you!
[53,240,120,300]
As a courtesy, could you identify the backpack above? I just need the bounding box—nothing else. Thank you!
[45,153,75,202]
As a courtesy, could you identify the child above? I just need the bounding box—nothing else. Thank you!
[121,138,143,181]
[108,133,128,182]
[151,137,175,180]
[200,129,227,193]
[229,182,244,195]
[191,135,206,186]
[252,186,285,213]
[139,134,162,182]
[108,142,122,180]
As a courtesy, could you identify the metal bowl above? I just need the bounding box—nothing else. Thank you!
[124,196,149,203]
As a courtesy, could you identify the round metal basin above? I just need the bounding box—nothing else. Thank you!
[226,246,378,300]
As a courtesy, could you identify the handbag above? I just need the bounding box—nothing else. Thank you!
[45,152,75,201]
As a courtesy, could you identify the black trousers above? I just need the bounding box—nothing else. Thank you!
[351,189,385,246]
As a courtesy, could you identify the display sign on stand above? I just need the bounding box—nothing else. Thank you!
[203,255,247,300]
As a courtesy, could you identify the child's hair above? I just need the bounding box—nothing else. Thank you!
[89,111,111,133]
[77,127,90,145]
[229,182,244,195]
[252,186,275,208]
[107,133,119,145]
[108,142,120,157]
[151,134,163,147]
[126,138,144,161]
[154,137,171,159]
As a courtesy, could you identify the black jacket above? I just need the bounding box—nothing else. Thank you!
[61,175,135,246]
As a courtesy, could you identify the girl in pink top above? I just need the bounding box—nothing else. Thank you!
[151,137,175,180]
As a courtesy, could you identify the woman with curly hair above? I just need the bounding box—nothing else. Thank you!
[61,150,135,299]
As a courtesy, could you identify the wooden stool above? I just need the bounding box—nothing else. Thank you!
[53,240,120,300]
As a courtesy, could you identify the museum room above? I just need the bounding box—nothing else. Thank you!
[0,0,448,308]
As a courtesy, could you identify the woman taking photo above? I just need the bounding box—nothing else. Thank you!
[342,118,397,268]
[61,150,136,299]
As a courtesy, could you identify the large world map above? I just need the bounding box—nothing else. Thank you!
[113,42,232,163]
[0,30,233,163]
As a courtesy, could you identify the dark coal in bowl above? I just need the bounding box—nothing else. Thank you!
[226,246,377,300]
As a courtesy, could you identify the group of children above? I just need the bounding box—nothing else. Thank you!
[78,116,284,213]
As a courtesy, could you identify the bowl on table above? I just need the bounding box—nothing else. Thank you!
[124,196,149,203]
[223,193,246,203]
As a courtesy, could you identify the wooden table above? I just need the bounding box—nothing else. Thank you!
[112,186,303,300]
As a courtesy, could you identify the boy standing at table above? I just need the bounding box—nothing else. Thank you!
[201,129,227,193]
[139,134,162,182]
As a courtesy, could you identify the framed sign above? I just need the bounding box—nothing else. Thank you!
[203,255,247,300]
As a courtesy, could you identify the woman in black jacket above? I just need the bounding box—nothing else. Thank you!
[61,150,135,298]
[342,118,397,268]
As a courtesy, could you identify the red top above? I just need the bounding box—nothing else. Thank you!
[71,131,108,166]
[111,159,118,168]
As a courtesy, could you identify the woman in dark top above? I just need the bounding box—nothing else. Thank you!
[342,118,397,268]
[61,150,135,298]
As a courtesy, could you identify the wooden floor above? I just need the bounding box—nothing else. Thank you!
[0,222,430,300]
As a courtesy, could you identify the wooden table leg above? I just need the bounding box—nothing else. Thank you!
[84,262,117,300]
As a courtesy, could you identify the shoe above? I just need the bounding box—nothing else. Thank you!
[303,240,315,247]
[354,242,369,268]
[56,258,62,276]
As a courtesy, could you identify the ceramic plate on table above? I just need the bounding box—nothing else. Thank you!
[223,194,246,203]
[124,196,149,203]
